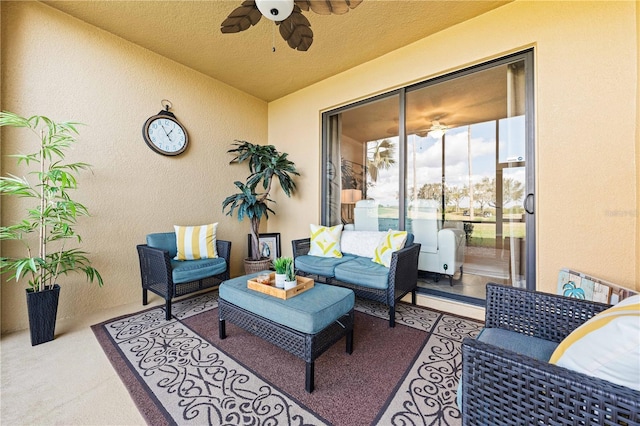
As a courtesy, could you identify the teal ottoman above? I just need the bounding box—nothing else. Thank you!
[218,271,355,392]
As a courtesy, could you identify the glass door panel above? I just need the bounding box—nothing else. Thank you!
[324,93,400,230]
[323,50,534,301]
[405,59,529,294]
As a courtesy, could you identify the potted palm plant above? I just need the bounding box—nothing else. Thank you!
[0,111,103,346]
[222,140,298,274]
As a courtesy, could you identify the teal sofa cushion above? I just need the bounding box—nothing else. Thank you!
[219,272,355,334]
[147,232,226,283]
[405,233,415,246]
[476,328,559,361]
[171,258,227,284]
[147,232,178,258]
[294,254,356,277]
[334,257,390,290]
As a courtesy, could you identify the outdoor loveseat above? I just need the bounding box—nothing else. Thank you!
[137,231,231,320]
[460,283,640,425]
[292,229,421,327]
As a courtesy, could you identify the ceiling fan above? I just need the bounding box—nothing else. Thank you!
[221,0,363,52]
[415,120,449,138]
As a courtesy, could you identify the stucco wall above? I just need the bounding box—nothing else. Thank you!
[0,2,267,332]
[268,0,639,294]
[1,1,638,333]
[637,0,640,291]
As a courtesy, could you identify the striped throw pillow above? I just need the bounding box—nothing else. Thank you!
[549,294,640,391]
[372,229,408,267]
[308,224,343,258]
[174,223,218,260]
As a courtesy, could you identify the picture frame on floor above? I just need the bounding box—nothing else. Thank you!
[248,233,281,261]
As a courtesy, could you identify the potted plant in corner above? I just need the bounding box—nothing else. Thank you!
[222,140,298,274]
[0,111,103,346]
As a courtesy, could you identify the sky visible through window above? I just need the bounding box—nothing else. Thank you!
[368,116,525,210]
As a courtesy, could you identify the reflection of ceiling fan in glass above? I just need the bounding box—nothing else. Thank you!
[221,0,363,51]
[415,120,449,138]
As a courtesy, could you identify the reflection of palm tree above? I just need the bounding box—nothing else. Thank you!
[367,139,396,182]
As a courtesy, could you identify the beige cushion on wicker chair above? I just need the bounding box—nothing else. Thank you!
[550,294,640,391]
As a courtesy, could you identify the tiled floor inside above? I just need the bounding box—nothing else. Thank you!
[417,245,513,302]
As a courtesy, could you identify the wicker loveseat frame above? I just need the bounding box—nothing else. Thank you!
[292,237,421,327]
[137,239,231,320]
[461,283,640,426]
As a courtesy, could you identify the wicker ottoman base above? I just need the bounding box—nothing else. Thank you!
[218,298,354,393]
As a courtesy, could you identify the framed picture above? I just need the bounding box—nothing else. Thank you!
[248,233,281,261]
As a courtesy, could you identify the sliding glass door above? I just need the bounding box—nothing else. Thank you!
[322,50,535,300]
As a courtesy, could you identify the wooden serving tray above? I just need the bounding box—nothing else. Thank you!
[247,272,314,300]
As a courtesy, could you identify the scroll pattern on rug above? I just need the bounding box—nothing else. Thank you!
[103,297,328,425]
[375,314,483,426]
[100,291,482,426]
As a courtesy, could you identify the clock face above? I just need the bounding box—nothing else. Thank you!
[143,114,188,156]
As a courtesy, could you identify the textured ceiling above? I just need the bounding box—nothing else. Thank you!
[43,0,510,102]
[342,63,511,142]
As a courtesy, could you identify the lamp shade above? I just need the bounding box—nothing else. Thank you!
[341,189,362,204]
[255,0,294,21]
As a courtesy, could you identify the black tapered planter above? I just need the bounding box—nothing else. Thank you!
[26,284,60,346]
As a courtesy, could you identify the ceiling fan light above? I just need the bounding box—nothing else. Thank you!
[428,120,448,139]
[430,129,445,139]
[255,0,294,21]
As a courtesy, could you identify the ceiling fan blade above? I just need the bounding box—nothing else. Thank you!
[295,0,363,15]
[221,1,262,33]
[278,6,313,51]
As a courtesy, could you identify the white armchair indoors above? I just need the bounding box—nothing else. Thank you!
[408,200,465,285]
[353,199,379,231]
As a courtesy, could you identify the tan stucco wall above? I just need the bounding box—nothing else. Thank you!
[268,0,639,295]
[636,0,640,292]
[0,1,267,332]
[1,1,638,333]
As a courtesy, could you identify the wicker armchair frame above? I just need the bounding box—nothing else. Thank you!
[137,239,231,320]
[292,238,420,327]
[218,298,354,393]
[461,283,640,426]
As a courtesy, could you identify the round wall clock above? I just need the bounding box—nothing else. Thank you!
[142,101,188,156]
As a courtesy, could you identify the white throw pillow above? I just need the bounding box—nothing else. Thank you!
[340,230,386,258]
[308,224,343,258]
[174,223,218,260]
[549,294,640,391]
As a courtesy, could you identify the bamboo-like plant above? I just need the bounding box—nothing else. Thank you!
[0,111,103,292]
[222,140,298,261]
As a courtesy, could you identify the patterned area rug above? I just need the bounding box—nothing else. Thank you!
[92,291,483,425]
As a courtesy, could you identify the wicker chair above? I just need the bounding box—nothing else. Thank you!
[137,233,231,320]
[461,283,640,426]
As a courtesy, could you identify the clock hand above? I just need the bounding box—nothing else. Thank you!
[159,124,174,143]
